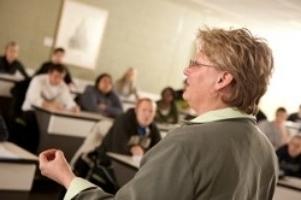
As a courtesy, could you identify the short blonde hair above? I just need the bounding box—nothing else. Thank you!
[197,27,273,114]
[135,97,156,110]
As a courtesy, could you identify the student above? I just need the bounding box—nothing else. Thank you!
[259,107,290,149]
[80,73,123,118]
[99,98,161,156]
[39,27,277,200]
[34,47,73,85]
[114,68,139,100]
[287,104,301,122]
[21,64,79,153]
[256,109,267,122]
[0,41,29,78]
[277,134,301,178]
[22,64,79,112]
[155,87,178,124]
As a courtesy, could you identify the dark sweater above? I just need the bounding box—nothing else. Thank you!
[80,85,123,118]
[276,145,301,178]
[101,108,161,155]
[0,56,29,78]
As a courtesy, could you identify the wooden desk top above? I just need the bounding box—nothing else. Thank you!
[0,142,38,163]
[278,176,301,191]
[107,152,140,169]
[0,74,23,82]
[34,106,113,122]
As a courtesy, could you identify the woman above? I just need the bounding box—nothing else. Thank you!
[155,87,178,124]
[80,73,123,118]
[114,68,139,100]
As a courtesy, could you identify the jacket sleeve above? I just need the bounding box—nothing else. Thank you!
[150,125,161,148]
[102,115,132,155]
[69,136,195,200]
[64,68,73,84]
[80,86,102,113]
[17,61,29,79]
[24,77,44,108]
[105,92,123,118]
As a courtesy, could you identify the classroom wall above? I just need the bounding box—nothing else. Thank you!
[2,0,297,118]
[0,0,238,93]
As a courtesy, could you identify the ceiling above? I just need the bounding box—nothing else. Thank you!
[188,0,301,30]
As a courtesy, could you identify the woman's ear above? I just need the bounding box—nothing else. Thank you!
[215,71,233,91]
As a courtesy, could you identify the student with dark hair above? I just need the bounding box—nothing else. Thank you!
[80,73,123,118]
[0,41,29,78]
[277,134,301,178]
[155,87,178,124]
[23,64,78,111]
[21,64,79,153]
[256,109,267,122]
[34,47,73,85]
[287,104,301,122]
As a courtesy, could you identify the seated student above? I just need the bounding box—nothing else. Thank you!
[277,134,301,178]
[0,41,29,79]
[155,87,178,124]
[22,63,79,112]
[80,73,123,118]
[73,98,161,191]
[114,67,139,100]
[99,98,161,156]
[256,109,267,122]
[21,64,79,153]
[259,107,290,149]
[34,47,73,85]
[288,104,301,123]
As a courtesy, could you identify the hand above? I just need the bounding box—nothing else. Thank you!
[98,103,107,111]
[70,105,80,113]
[130,145,144,156]
[42,101,64,111]
[39,149,75,189]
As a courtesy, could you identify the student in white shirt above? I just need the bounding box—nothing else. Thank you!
[22,64,79,112]
[21,64,79,153]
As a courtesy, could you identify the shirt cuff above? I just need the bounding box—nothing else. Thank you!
[64,177,96,200]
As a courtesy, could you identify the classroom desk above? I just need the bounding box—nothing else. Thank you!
[277,176,301,191]
[106,152,139,186]
[0,142,38,194]
[274,176,301,199]
[0,74,23,97]
[274,185,301,200]
[34,106,113,161]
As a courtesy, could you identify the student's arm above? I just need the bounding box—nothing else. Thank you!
[16,61,29,79]
[60,84,77,110]
[80,86,102,113]
[25,77,44,108]
[105,92,123,117]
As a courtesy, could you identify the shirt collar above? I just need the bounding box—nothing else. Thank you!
[188,107,255,124]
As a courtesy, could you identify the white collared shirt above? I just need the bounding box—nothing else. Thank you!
[22,74,76,111]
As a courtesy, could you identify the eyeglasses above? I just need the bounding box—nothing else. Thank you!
[189,60,215,68]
